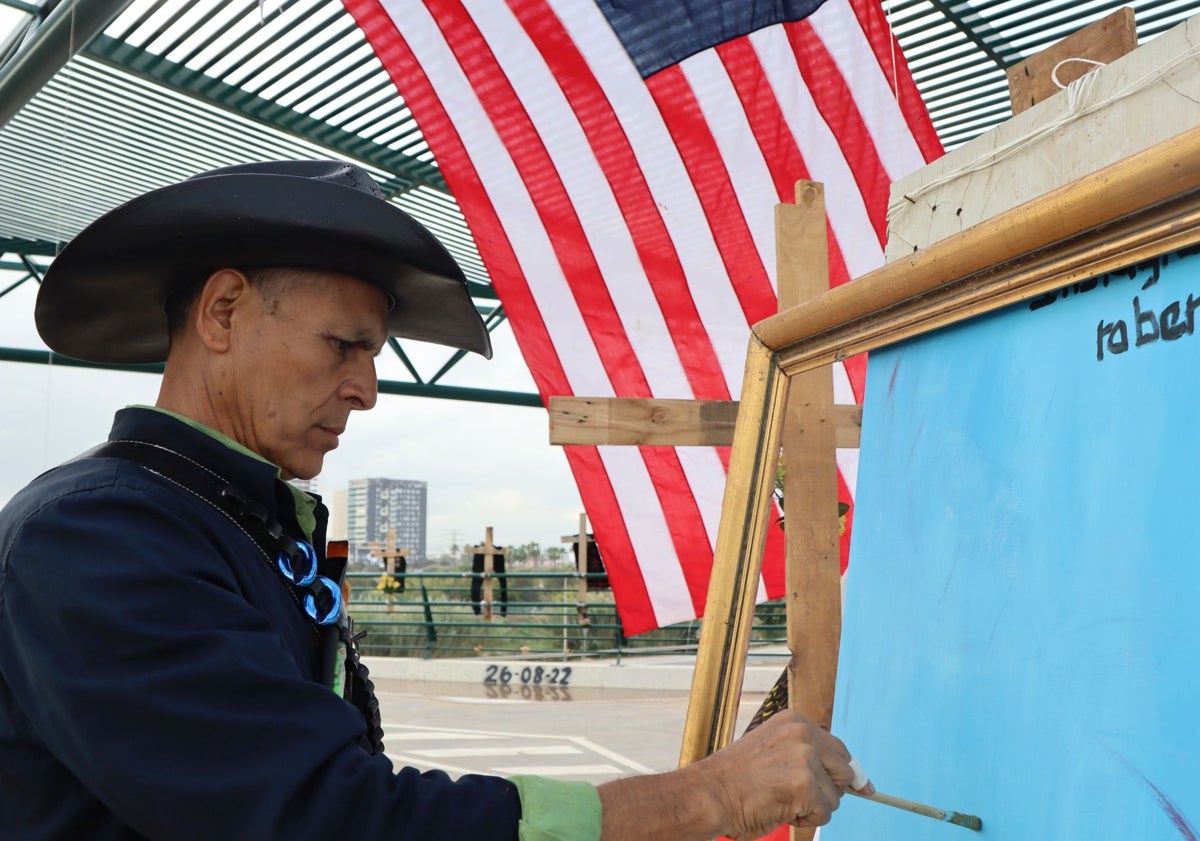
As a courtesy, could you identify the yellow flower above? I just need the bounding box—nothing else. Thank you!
[376,573,402,594]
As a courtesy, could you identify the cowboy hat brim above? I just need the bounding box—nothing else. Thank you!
[35,170,491,364]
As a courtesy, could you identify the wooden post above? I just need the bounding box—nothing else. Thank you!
[559,513,591,630]
[466,527,506,621]
[778,182,840,841]
[1006,7,1137,115]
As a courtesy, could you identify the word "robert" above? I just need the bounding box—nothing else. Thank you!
[1096,293,1200,361]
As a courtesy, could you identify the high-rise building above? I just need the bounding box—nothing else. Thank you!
[346,478,427,564]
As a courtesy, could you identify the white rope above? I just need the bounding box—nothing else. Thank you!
[1052,57,1106,111]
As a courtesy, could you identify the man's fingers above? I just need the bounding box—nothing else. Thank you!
[812,753,843,815]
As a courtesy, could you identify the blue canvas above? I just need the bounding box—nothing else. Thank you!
[828,247,1200,838]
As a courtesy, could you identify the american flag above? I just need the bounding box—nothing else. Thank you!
[342,0,942,635]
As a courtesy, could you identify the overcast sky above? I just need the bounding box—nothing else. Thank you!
[0,270,586,556]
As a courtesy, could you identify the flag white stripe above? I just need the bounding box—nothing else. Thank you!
[678,49,781,291]
[547,0,755,397]
[599,446,695,623]
[807,0,926,181]
[833,362,860,500]
[749,25,884,282]
[676,447,727,554]
[384,2,611,395]
[463,0,696,400]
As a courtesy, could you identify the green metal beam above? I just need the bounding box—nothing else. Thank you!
[84,33,448,198]
[0,347,543,408]
[922,0,1015,71]
[0,0,132,127]
[0,237,58,256]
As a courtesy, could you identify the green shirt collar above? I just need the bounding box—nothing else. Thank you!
[134,405,318,541]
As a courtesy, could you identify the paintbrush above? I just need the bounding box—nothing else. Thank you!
[848,758,983,831]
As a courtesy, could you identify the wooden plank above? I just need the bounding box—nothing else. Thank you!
[548,396,861,447]
[679,336,788,767]
[887,13,1200,261]
[548,396,738,446]
[1007,8,1136,116]
[757,124,1200,372]
[778,183,840,841]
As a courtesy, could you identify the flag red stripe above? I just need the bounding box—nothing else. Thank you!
[645,66,777,328]
[341,0,662,631]
[343,0,947,633]
[785,20,890,248]
[847,0,945,163]
[715,36,853,293]
[641,61,791,600]
[714,33,861,582]
[571,449,659,632]
[424,0,715,618]
[509,0,731,403]
[842,352,867,404]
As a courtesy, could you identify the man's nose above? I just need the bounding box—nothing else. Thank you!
[343,356,379,410]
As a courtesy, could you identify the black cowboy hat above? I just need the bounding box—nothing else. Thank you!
[35,160,492,364]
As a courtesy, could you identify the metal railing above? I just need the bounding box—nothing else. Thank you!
[345,566,789,661]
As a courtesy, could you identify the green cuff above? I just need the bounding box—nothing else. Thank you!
[510,775,602,841]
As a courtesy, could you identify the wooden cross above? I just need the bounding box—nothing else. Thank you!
[366,528,410,584]
[465,526,507,621]
[560,513,592,629]
[546,183,849,841]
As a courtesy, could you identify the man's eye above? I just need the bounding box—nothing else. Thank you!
[332,338,354,351]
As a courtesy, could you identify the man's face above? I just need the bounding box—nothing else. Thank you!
[227,270,390,480]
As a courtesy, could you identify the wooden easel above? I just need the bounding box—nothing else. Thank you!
[669,186,846,841]
[669,14,1144,839]
[466,526,507,621]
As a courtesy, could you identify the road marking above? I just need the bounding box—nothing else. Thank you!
[383,730,501,741]
[380,723,656,780]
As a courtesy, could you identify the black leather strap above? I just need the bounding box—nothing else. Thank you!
[89,439,386,755]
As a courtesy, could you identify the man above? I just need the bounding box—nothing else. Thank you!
[0,161,867,840]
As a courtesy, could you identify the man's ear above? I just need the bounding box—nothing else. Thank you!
[193,268,251,353]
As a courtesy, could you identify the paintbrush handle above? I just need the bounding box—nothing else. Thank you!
[848,789,983,831]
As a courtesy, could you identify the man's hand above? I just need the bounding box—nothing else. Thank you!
[598,709,868,841]
[697,709,863,840]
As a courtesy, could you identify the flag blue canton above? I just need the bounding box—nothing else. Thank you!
[595,0,829,76]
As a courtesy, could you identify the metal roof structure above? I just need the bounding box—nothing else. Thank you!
[1,0,1198,405]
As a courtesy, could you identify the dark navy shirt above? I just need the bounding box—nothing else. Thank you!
[0,408,520,840]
